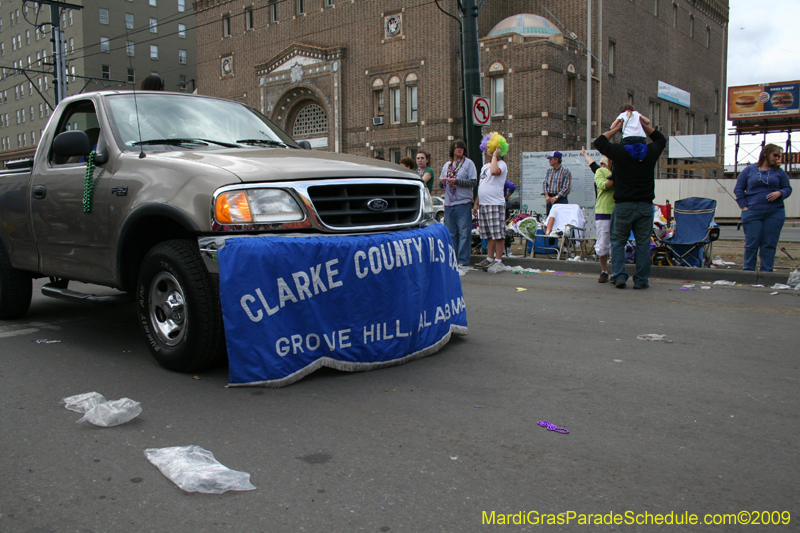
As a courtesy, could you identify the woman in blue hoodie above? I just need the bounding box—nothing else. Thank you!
[734,144,792,272]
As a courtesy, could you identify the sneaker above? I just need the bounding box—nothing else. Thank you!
[482,260,498,271]
[615,280,627,289]
[633,283,649,290]
[598,272,609,283]
[474,258,492,269]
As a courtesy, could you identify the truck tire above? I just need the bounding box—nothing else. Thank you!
[0,244,32,319]
[136,239,225,372]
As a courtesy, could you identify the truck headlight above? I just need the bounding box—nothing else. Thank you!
[215,189,305,224]
[422,187,434,220]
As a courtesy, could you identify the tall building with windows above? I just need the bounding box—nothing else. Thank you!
[0,0,196,159]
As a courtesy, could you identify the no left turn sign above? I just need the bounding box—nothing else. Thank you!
[472,96,491,126]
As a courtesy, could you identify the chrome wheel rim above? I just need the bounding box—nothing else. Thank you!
[148,272,187,347]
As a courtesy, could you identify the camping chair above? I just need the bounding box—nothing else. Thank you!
[657,197,719,267]
[543,204,586,260]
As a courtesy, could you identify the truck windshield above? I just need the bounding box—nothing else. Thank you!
[104,93,298,150]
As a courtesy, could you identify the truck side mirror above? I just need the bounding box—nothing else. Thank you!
[53,130,91,157]
[297,140,312,150]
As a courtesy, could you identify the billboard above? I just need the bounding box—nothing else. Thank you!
[728,81,800,121]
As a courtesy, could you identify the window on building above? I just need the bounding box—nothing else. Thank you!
[128,68,135,84]
[672,108,680,134]
[126,13,134,29]
[179,74,187,91]
[492,76,505,115]
[149,0,157,6]
[126,41,135,56]
[292,103,328,137]
[391,150,401,164]
[178,23,186,37]
[178,0,185,11]
[69,37,74,52]
[70,66,76,82]
[372,78,384,117]
[686,112,694,135]
[150,45,158,59]
[270,1,278,22]
[100,37,109,52]
[150,18,158,33]
[297,0,305,15]
[102,65,110,79]
[31,130,35,144]
[245,9,253,31]
[25,29,29,44]
[178,49,186,64]
[608,41,616,75]
[222,15,230,36]
[39,103,43,118]
[390,88,400,124]
[0,43,4,57]
[30,106,34,121]
[100,8,108,24]
[407,85,418,122]
[649,102,660,128]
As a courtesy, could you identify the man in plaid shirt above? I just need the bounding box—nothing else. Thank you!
[542,151,572,215]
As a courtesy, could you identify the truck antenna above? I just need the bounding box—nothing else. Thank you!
[126,29,146,159]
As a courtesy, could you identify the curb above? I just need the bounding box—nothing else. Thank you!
[473,254,792,285]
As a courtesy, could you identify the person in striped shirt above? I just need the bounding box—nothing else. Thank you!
[542,151,571,215]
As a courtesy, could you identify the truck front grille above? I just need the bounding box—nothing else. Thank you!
[307,182,421,229]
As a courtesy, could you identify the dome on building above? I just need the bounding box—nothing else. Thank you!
[487,14,561,38]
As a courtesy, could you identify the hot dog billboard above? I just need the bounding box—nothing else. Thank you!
[728,81,800,120]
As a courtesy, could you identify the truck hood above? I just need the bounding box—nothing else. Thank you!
[150,147,422,184]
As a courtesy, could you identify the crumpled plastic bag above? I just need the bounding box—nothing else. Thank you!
[77,398,142,427]
[60,392,107,413]
[637,334,673,343]
[786,269,800,288]
[487,262,513,274]
[145,445,257,494]
[712,280,736,286]
[771,283,792,290]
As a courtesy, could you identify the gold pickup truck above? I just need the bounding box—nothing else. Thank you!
[0,91,434,372]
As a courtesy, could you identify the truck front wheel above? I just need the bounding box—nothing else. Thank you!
[136,240,225,372]
[0,244,32,319]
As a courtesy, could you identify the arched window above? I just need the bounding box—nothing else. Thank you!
[292,103,328,137]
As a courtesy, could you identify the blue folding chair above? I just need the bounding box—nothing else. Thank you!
[658,197,719,268]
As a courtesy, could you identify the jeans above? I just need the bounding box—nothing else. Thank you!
[545,195,569,216]
[611,202,653,286]
[444,203,473,266]
[741,207,785,272]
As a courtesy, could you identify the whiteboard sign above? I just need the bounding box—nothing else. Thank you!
[668,134,717,158]
[520,150,600,216]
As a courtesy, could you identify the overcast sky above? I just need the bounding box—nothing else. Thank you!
[724,0,800,164]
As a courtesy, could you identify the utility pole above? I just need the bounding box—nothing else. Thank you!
[37,0,84,105]
[458,0,483,169]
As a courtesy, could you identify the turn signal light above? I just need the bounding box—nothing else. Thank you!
[215,191,251,223]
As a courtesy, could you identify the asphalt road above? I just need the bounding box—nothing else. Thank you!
[718,224,800,242]
[1,276,798,532]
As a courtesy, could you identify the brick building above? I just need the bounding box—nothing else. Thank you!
[184,0,727,183]
[0,0,196,162]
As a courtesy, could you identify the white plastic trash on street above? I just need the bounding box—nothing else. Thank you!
[713,280,736,286]
[60,392,107,413]
[77,398,142,427]
[145,445,257,494]
[637,334,673,343]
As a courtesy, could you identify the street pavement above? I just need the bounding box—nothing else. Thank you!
[0,275,798,532]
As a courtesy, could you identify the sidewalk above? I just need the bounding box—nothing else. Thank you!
[474,254,793,286]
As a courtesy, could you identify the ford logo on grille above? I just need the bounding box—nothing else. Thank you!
[366,198,389,211]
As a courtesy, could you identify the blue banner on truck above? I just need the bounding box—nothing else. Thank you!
[218,223,468,387]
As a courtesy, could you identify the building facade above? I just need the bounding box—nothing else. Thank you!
[0,0,197,160]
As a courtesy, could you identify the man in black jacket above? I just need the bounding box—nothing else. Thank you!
[593,118,666,289]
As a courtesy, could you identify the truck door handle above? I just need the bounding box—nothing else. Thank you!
[32,185,46,199]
